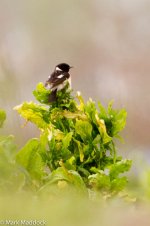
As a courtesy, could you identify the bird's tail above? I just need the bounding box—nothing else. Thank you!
[48,89,57,102]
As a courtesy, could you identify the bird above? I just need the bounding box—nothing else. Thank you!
[45,63,73,102]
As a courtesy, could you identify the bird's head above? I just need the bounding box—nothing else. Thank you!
[55,63,73,72]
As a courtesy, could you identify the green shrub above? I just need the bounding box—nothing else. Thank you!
[14,83,132,197]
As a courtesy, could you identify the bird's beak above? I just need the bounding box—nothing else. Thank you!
[70,66,74,69]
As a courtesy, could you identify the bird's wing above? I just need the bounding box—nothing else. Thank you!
[45,71,57,87]
[45,71,62,84]
[51,72,70,89]
[46,71,70,88]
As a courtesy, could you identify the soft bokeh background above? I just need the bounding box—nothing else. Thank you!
[0,0,150,155]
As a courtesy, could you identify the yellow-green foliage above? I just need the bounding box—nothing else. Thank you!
[14,82,132,197]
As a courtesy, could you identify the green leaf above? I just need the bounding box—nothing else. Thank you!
[98,101,127,139]
[98,101,107,118]
[40,167,87,195]
[62,110,87,120]
[95,114,112,144]
[73,138,84,162]
[65,156,76,170]
[85,99,97,123]
[33,82,51,104]
[109,159,132,179]
[110,177,128,193]
[0,109,6,128]
[75,119,92,143]
[112,109,127,136]
[88,171,111,191]
[14,102,49,129]
[107,100,114,114]
[76,91,85,111]
[0,135,17,162]
[107,102,127,136]
[16,138,46,181]
[0,136,26,193]
[62,132,73,151]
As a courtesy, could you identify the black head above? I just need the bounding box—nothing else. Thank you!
[55,63,72,72]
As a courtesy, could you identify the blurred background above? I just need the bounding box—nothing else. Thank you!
[0,0,150,156]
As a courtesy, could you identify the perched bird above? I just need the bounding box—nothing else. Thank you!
[45,63,72,102]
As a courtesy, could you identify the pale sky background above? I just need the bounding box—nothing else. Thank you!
[0,0,150,155]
